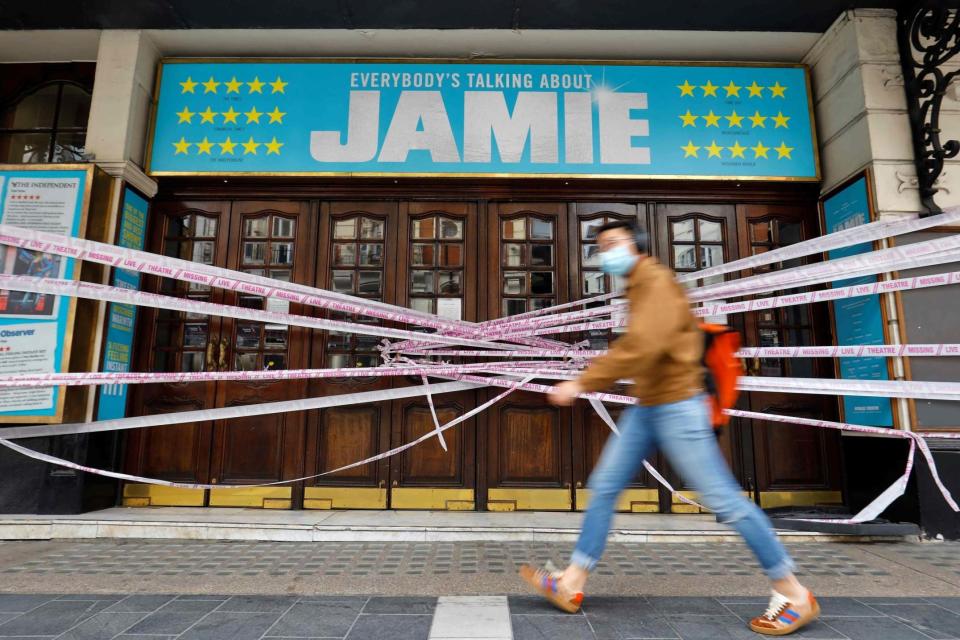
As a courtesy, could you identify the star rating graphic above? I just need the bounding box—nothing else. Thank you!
[674,110,788,129]
[9,194,41,200]
[678,139,794,160]
[676,79,790,99]
[169,72,288,161]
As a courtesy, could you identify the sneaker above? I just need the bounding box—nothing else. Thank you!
[749,590,820,636]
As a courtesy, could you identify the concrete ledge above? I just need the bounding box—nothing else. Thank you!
[0,508,913,543]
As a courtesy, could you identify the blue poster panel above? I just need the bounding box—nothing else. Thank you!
[0,168,87,419]
[149,60,818,179]
[822,176,894,427]
[96,188,148,421]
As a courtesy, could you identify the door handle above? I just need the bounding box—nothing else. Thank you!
[205,339,217,372]
[218,337,229,371]
[747,357,761,376]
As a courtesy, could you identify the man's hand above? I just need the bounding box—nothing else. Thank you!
[548,380,583,407]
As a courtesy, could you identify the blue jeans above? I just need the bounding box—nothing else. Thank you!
[572,395,795,581]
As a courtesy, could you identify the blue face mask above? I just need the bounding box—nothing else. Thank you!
[600,245,638,276]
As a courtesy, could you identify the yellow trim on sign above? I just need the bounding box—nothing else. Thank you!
[146,58,820,181]
[487,488,572,511]
[390,488,475,510]
[303,486,388,510]
[576,488,660,512]
[208,486,292,509]
[759,491,842,509]
[122,483,205,507]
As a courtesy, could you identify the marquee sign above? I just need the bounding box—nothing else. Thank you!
[147,60,818,180]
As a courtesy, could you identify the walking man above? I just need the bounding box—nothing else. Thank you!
[519,220,820,636]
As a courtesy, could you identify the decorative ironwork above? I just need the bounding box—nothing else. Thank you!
[897,4,960,215]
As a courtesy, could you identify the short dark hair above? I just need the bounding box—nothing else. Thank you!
[595,220,640,237]
[595,219,648,253]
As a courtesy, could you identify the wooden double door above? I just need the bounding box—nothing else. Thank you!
[123,196,842,511]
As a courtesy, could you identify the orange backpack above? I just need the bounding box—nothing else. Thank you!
[700,323,745,429]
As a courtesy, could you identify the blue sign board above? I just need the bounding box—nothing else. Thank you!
[96,188,148,421]
[823,176,894,427]
[0,168,87,420]
[149,60,818,179]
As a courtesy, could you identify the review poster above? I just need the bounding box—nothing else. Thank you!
[822,174,894,427]
[96,187,148,421]
[0,166,89,421]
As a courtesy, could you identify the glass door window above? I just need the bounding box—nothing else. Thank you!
[501,216,556,316]
[326,215,386,369]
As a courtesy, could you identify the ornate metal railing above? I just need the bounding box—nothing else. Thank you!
[897,3,960,215]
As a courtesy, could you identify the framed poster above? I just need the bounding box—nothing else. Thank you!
[148,59,819,180]
[819,170,894,427]
[0,164,92,423]
[95,186,149,421]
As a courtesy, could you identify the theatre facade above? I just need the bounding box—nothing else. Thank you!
[0,5,958,530]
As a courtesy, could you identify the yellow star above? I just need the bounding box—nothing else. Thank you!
[242,137,261,155]
[728,141,747,158]
[772,111,791,128]
[267,106,286,124]
[723,81,742,98]
[224,76,243,93]
[264,137,284,155]
[218,137,237,155]
[179,77,198,93]
[700,80,719,97]
[172,137,191,155]
[269,76,288,94]
[176,106,195,124]
[769,82,788,98]
[201,76,220,94]
[774,141,794,159]
[199,107,217,124]
[751,141,770,159]
[244,106,264,124]
[705,140,724,158]
[749,111,767,128]
[677,80,696,97]
[681,140,700,158]
[678,110,698,127]
[746,81,764,98]
[196,137,214,155]
[703,111,721,127]
[725,110,744,128]
[247,77,265,93]
[221,107,241,124]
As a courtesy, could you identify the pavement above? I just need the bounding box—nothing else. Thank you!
[0,537,958,639]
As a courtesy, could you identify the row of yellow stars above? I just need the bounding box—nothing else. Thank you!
[172,137,284,155]
[677,80,788,98]
[176,106,286,125]
[679,110,790,128]
[681,140,794,160]
[179,76,288,94]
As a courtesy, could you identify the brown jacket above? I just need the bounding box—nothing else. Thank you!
[577,257,704,406]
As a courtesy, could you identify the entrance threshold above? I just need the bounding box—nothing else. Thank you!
[0,508,912,543]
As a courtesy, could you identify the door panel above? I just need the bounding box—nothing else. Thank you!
[736,204,843,509]
[303,202,398,509]
[123,201,230,507]
[485,203,572,510]
[567,203,662,511]
[390,202,478,509]
[655,203,746,512]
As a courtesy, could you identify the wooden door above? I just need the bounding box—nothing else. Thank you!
[568,203,663,513]
[389,202,479,510]
[123,201,230,507]
[205,201,314,509]
[735,204,843,509]
[485,202,573,511]
[303,202,398,509]
[655,203,748,512]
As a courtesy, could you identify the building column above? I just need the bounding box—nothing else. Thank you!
[85,30,159,197]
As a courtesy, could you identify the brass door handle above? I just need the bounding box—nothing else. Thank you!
[205,339,217,372]
[218,337,229,371]
[747,357,761,376]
